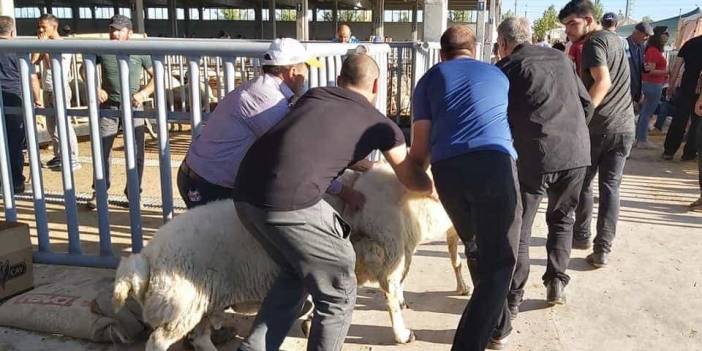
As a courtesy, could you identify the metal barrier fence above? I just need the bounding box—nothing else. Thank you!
[0,39,396,268]
[386,42,441,125]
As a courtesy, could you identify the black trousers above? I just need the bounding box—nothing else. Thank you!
[2,93,25,190]
[2,92,26,192]
[176,160,234,209]
[508,167,587,309]
[574,132,634,254]
[432,150,521,351]
[663,91,700,159]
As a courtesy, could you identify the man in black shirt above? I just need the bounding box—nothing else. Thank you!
[233,54,433,351]
[663,34,702,162]
[559,0,635,268]
[0,16,26,193]
[496,17,592,316]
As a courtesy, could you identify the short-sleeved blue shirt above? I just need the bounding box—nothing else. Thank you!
[413,58,517,163]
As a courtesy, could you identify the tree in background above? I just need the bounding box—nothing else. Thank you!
[533,5,560,41]
[593,0,604,23]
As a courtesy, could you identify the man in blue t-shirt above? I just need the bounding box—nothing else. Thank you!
[409,25,521,351]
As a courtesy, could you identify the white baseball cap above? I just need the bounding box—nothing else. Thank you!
[261,38,322,68]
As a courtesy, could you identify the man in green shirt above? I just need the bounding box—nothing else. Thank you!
[86,15,154,209]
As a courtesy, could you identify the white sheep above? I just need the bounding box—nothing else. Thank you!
[322,163,469,343]
[113,164,470,350]
[112,199,279,351]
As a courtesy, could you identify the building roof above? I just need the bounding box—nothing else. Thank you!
[617,7,701,45]
[15,0,494,11]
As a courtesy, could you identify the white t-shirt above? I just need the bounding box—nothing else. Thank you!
[41,53,73,94]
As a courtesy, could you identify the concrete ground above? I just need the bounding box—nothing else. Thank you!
[0,132,701,351]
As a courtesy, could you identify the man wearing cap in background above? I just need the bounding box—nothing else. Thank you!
[178,38,368,210]
[625,22,653,106]
[84,14,155,209]
[601,12,618,32]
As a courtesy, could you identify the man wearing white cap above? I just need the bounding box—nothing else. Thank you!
[178,38,366,209]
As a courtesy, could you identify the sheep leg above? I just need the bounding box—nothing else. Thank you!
[146,326,189,351]
[397,281,407,309]
[383,257,415,344]
[448,228,470,295]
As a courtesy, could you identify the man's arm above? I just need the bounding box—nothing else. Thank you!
[80,62,109,103]
[408,120,431,170]
[31,74,43,107]
[588,65,612,108]
[667,57,684,100]
[572,61,594,124]
[383,143,432,194]
[132,66,155,107]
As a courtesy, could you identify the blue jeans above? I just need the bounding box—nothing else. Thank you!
[636,82,663,142]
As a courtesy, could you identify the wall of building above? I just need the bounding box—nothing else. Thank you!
[15,18,472,41]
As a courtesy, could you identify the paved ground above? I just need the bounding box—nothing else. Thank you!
[0,133,701,350]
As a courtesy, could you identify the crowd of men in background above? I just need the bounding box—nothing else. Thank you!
[0,1,701,350]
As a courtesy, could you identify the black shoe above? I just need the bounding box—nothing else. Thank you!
[13,184,25,194]
[546,279,566,305]
[681,154,697,161]
[85,192,97,210]
[586,252,609,268]
[662,153,674,160]
[572,237,592,250]
[508,303,519,320]
[44,156,61,169]
[486,335,509,350]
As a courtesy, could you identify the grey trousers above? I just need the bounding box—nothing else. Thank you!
[96,104,145,192]
[235,200,357,351]
[44,91,78,160]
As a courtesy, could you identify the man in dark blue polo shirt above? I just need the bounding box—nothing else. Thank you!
[409,25,521,351]
[0,16,26,193]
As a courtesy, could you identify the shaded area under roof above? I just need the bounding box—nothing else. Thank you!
[14,0,490,10]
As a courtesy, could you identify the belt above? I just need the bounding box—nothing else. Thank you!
[180,160,208,184]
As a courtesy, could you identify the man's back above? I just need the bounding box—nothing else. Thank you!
[678,35,702,95]
[582,30,635,134]
[412,58,516,163]
[186,74,292,188]
[234,86,404,211]
[0,52,20,97]
[497,44,591,182]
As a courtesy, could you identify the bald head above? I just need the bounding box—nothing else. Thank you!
[337,24,352,43]
[338,54,379,92]
[440,25,477,60]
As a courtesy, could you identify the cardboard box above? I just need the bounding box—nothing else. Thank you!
[0,221,33,300]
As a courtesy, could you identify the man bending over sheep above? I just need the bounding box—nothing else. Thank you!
[178,38,368,210]
[233,54,434,351]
